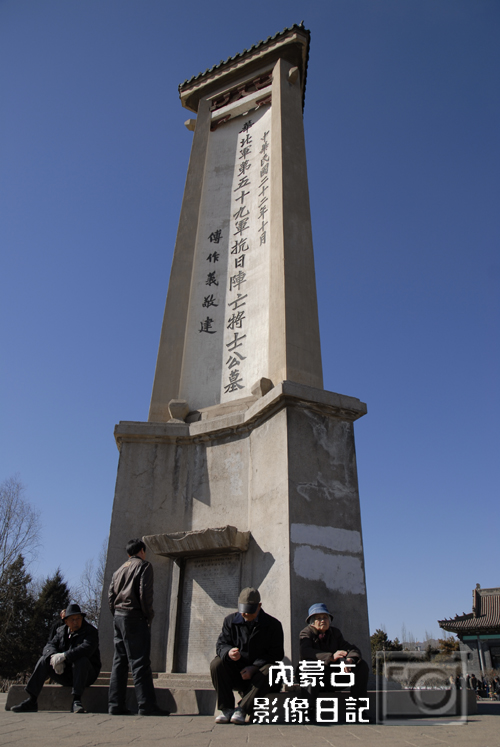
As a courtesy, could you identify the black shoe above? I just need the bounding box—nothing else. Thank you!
[108,707,133,715]
[11,697,38,713]
[138,705,170,716]
[72,700,86,714]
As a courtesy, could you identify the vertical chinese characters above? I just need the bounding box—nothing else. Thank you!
[199,229,223,336]
[223,118,271,396]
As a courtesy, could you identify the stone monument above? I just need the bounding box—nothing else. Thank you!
[100,24,370,674]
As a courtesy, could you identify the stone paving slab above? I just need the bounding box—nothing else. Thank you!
[2,694,500,747]
[5,684,477,722]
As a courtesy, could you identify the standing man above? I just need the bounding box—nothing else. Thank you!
[108,538,168,716]
[210,587,284,724]
[11,603,101,714]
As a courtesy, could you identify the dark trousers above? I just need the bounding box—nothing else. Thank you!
[26,654,98,699]
[307,658,369,698]
[108,613,157,711]
[210,656,281,715]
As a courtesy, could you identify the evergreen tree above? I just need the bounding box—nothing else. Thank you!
[370,628,403,673]
[28,569,71,656]
[437,636,460,656]
[0,555,34,678]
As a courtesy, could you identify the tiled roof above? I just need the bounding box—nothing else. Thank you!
[438,587,500,633]
[178,23,310,108]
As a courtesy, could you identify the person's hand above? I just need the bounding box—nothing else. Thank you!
[344,657,356,673]
[331,650,348,662]
[50,653,66,674]
[228,648,241,661]
[240,665,258,680]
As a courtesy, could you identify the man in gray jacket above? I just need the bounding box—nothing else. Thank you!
[108,538,168,716]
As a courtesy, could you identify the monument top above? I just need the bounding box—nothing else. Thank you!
[149,24,322,421]
[178,23,310,113]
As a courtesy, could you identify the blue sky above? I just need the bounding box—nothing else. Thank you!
[1,0,498,643]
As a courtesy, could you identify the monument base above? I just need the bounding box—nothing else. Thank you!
[100,381,370,674]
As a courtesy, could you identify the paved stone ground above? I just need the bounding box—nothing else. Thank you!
[2,694,500,747]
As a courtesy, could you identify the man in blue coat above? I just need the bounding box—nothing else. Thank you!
[210,587,284,725]
[11,603,101,714]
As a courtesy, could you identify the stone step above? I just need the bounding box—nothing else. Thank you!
[95,672,159,685]
[5,684,216,715]
[94,672,210,689]
[155,673,213,689]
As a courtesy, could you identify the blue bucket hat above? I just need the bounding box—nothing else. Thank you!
[306,603,333,624]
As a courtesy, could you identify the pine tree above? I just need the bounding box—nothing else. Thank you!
[370,628,403,673]
[28,569,71,656]
[0,555,34,678]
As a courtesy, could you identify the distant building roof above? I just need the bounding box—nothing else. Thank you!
[438,585,500,635]
[178,23,310,113]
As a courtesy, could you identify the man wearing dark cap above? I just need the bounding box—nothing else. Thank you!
[210,587,284,724]
[299,602,369,697]
[11,603,101,714]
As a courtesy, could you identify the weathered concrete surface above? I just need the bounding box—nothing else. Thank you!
[145,526,251,558]
[100,382,369,672]
[287,406,370,665]
[148,96,212,423]
[268,57,322,391]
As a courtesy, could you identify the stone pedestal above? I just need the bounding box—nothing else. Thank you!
[99,382,370,671]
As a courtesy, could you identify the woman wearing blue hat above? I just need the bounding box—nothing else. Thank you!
[299,603,369,696]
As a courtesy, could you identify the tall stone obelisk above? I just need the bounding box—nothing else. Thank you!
[100,24,370,674]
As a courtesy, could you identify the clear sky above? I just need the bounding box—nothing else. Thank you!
[1,0,498,643]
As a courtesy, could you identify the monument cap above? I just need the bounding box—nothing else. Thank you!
[306,603,333,624]
[63,603,86,619]
[238,587,261,614]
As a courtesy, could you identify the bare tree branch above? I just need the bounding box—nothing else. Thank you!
[0,476,41,580]
[73,539,107,626]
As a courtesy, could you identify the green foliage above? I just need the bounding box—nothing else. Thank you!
[28,569,71,656]
[0,555,35,678]
[438,637,460,655]
[0,560,71,679]
[434,635,460,663]
[370,628,403,672]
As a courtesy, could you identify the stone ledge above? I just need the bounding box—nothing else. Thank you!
[115,381,367,450]
[5,684,216,715]
[144,526,251,559]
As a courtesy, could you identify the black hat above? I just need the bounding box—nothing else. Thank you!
[238,587,261,614]
[63,603,85,618]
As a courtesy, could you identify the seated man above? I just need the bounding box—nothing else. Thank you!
[11,603,101,714]
[299,603,368,697]
[210,587,284,725]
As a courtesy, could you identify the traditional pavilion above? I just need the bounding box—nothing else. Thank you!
[438,585,500,676]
